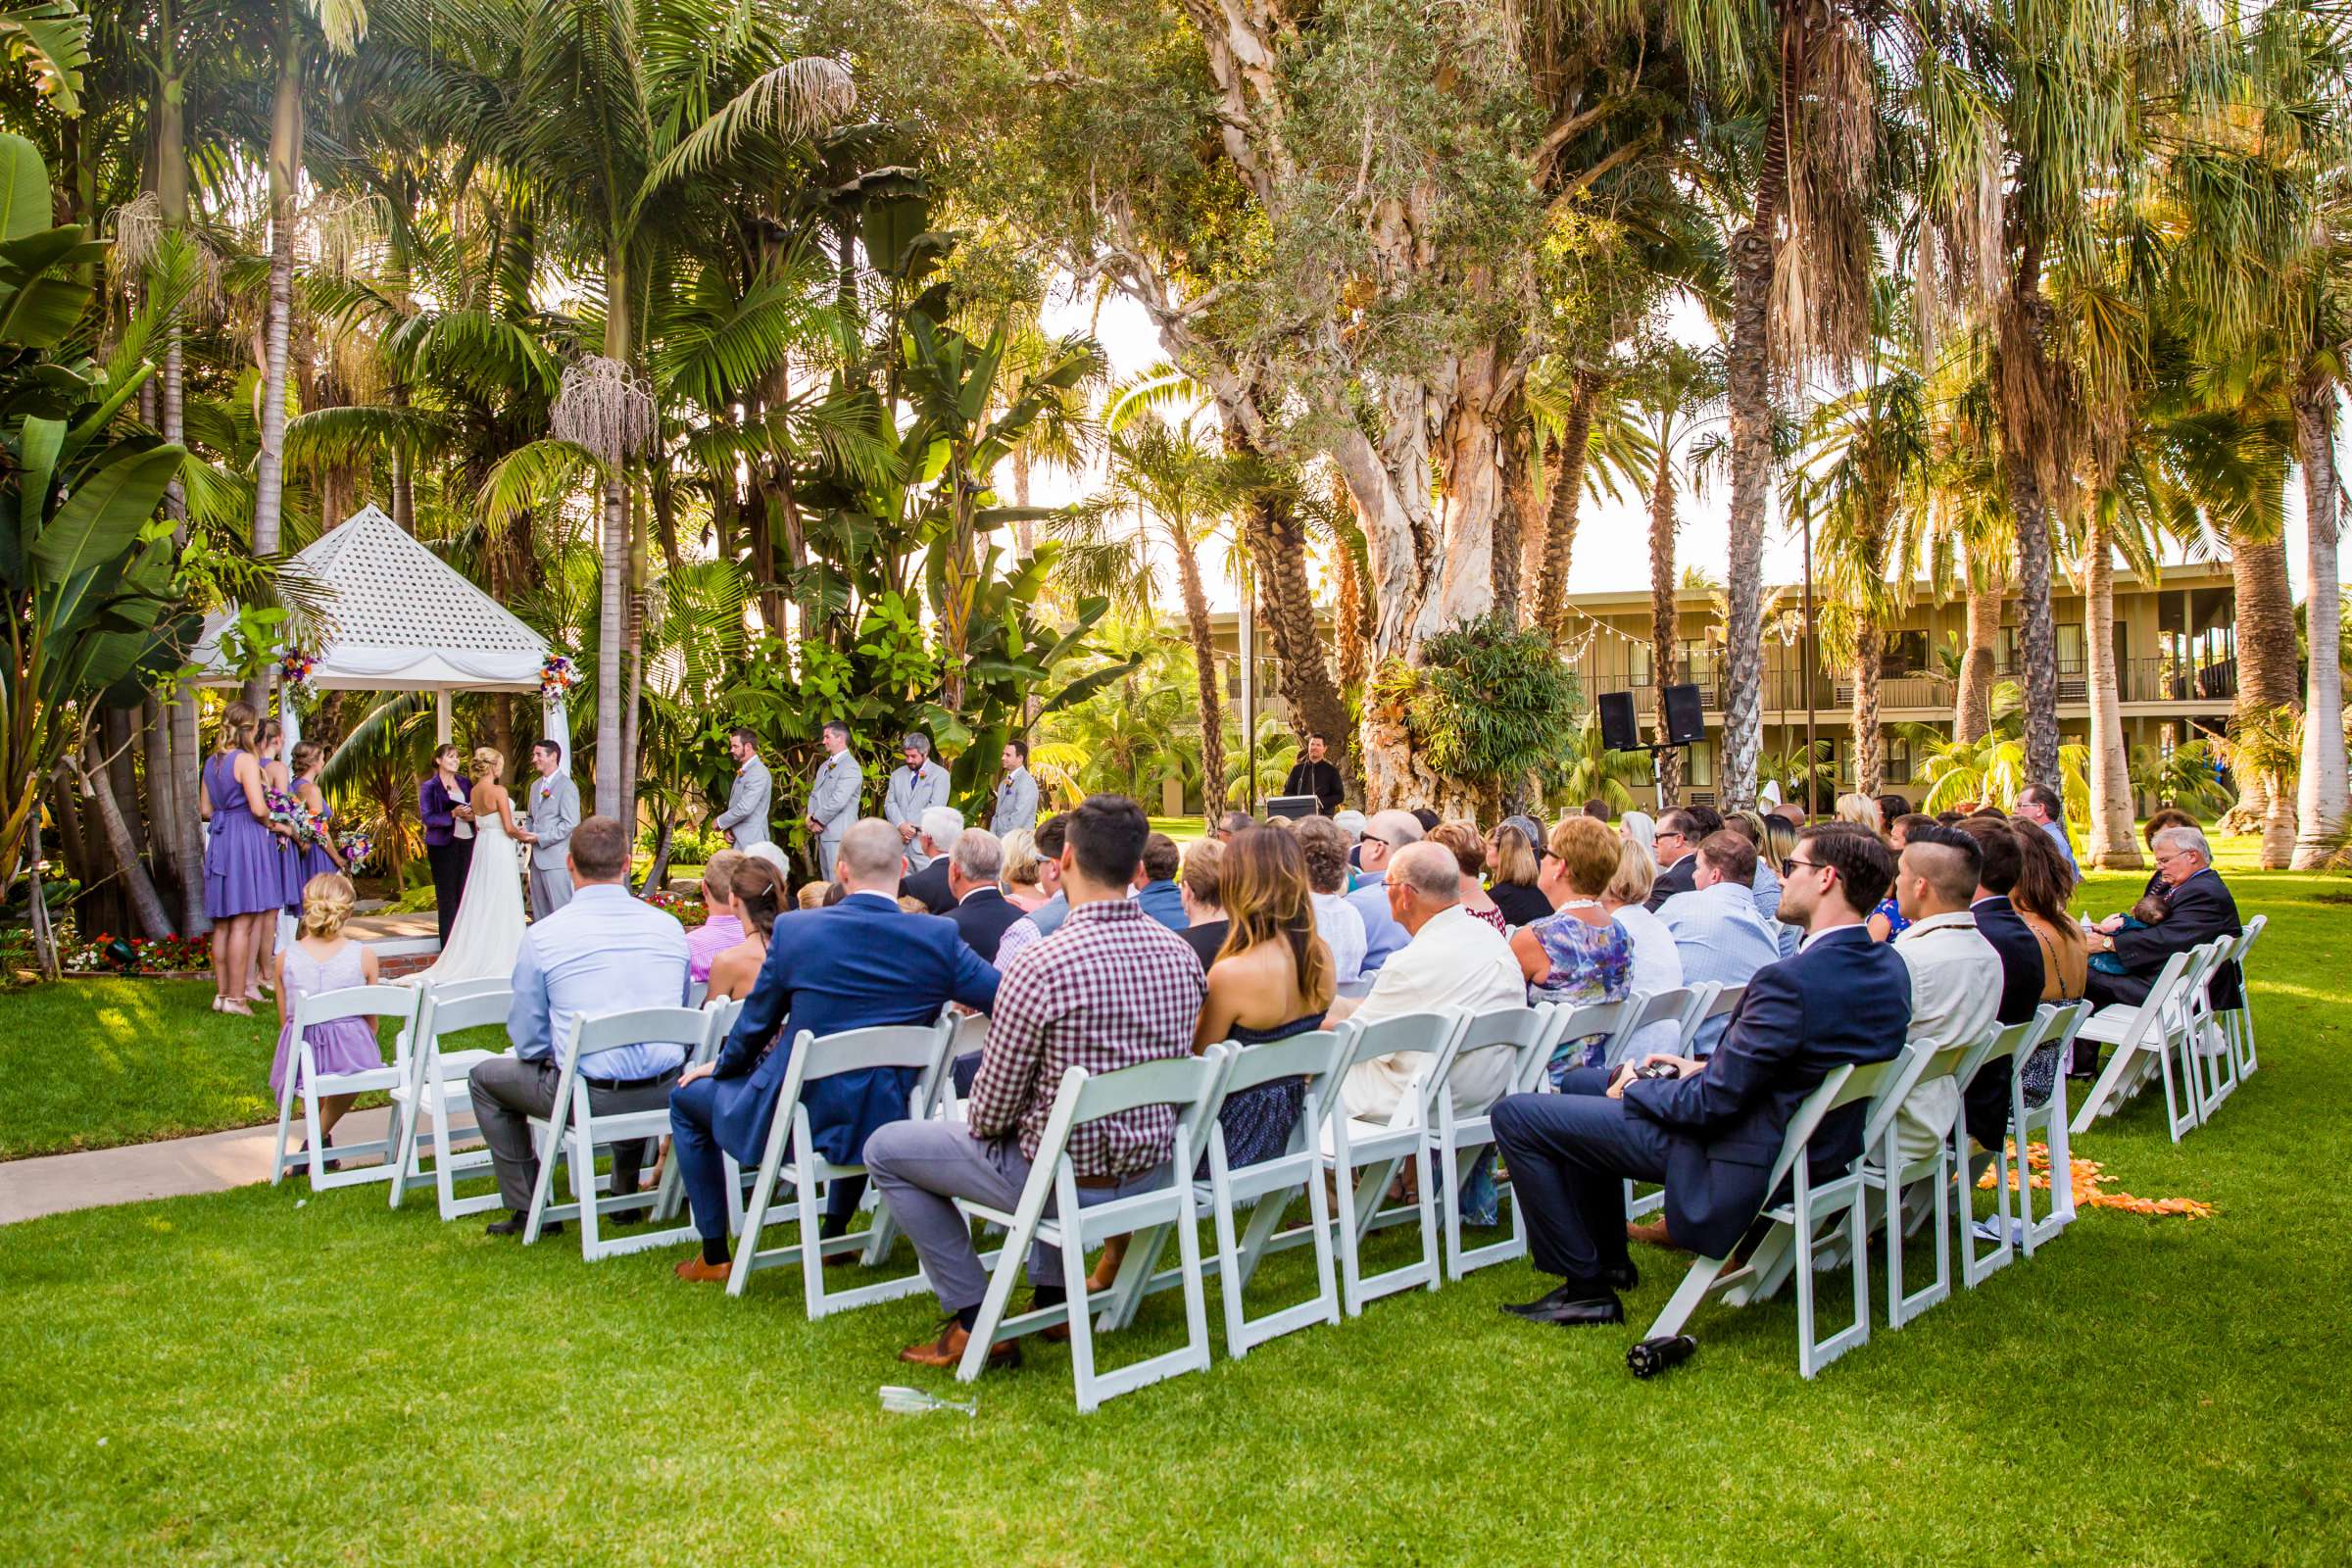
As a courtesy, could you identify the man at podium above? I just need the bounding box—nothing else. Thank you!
[1282,732,1346,815]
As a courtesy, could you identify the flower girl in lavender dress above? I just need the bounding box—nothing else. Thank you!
[270,872,383,1166]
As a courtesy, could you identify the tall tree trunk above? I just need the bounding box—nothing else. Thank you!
[105,707,146,874]
[1233,433,1352,802]
[2292,370,2348,868]
[1537,368,1599,637]
[245,25,302,714]
[1957,566,2002,744]
[74,740,175,939]
[154,48,206,933]
[141,694,178,896]
[1648,449,1684,798]
[2004,452,2064,797]
[1494,415,1532,624]
[2225,525,2296,835]
[1994,261,2065,796]
[1175,539,1226,812]
[1331,472,1371,705]
[619,491,649,840]
[1852,622,1883,796]
[389,381,415,529]
[594,251,631,821]
[2082,519,2139,867]
[1721,17,1803,812]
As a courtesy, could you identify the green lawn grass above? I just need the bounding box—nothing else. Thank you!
[0,981,285,1159]
[0,844,2347,1562]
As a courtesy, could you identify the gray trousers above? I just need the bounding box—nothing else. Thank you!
[466,1055,677,1213]
[527,864,572,920]
[814,836,842,880]
[863,1119,1169,1315]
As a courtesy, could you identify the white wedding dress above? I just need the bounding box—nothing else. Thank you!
[416,797,528,986]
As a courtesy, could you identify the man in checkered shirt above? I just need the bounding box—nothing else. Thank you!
[866,794,1205,1369]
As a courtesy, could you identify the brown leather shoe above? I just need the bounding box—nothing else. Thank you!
[673,1254,731,1284]
[898,1320,1019,1369]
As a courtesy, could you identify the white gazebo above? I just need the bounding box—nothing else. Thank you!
[194,504,569,756]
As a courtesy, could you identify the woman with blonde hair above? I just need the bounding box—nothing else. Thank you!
[999,828,1049,913]
[1834,791,1884,835]
[1510,815,1635,1082]
[1088,825,1335,1291]
[199,701,281,1015]
[1487,817,1553,927]
[414,747,529,984]
[269,872,383,1166]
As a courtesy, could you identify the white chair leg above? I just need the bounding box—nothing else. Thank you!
[270,1068,298,1188]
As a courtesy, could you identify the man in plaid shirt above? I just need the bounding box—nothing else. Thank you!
[866,794,1204,1368]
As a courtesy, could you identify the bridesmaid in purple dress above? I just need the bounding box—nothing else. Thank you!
[280,741,347,915]
[201,702,283,1017]
[270,871,384,1165]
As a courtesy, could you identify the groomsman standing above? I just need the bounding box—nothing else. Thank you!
[885,732,952,871]
[992,739,1038,835]
[713,727,774,850]
[519,738,580,917]
[805,719,861,879]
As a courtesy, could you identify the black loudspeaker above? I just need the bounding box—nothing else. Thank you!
[1598,691,1641,752]
[1662,682,1706,746]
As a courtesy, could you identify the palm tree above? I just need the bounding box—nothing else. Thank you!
[1622,346,1726,799]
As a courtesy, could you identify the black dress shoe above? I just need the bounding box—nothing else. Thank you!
[1503,1265,1637,1319]
[1502,1281,1624,1326]
[484,1213,564,1237]
[1606,1261,1640,1293]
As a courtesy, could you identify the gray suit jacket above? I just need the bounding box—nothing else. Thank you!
[885,761,951,867]
[714,755,774,848]
[525,770,580,871]
[992,767,1039,835]
[807,750,861,844]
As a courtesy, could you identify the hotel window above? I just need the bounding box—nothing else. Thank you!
[1687,739,1714,786]
[1884,734,1912,784]
[2057,622,2084,672]
[1883,630,1928,675]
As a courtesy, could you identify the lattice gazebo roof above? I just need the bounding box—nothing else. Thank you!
[195,505,549,693]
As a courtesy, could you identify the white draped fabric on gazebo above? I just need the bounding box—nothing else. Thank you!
[193,504,568,757]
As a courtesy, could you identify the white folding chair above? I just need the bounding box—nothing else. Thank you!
[1646,1056,1903,1377]
[1861,1031,1988,1330]
[957,1050,1230,1413]
[1684,982,1742,1054]
[523,1004,714,1259]
[1949,1012,2048,1288]
[1600,986,1705,1072]
[1104,1024,1359,1357]
[2013,1002,2090,1255]
[727,1020,958,1317]
[270,984,421,1192]
[1323,1008,1469,1315]
[388,979,514,1218]
[646,996,748,1236]
[2069,951,2201,1141]
[2178,937,2238,1119]
[934,1008,991,1121]
[2221,915,2264,1079]
[1430,1004,1570,1280]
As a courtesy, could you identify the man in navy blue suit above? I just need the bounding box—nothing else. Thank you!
[1492,822,1912,1326]
[943,828,1023,962]
[667,816,999,1283]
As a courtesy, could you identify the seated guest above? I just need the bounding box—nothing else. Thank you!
[1176,837,1231,968]
[1885,825,2003,1164]
[469,816,693,1238]
[1953,816,2045,1147]
[795,879,832,910]
[1583,798,1610,821]
[1655,830,1783,1054]
[667,818,1000,1283]
[1329,841,1525,1122]
[1642,808,1704,911]
[1876,792,1913,826]
[1346,808,1426,972]
[1509,815,1633,1083]
[703,858,784,1003]
[1490,821,1911,1325]
[1215,809,1255,843]
[1410,808,1442,834]
[1430,820,1508,932]
[1834,792,1884,834]
[686,850,747,985]
[2015,783,2077,870]
[999,828,1051,915]
[2011,826,2089,1002]
[2135,808,2200,899]
[992,813,1071,966]
[1602,839,1685,1061]
[1132,832,1188,930]
[2085,825,2243,1014]
[864,795,1202,1367]
[899,807,963,914]
[944,828,1022,962]
[1619,808,1657,862]
[1725,808,1785,919]
[1296,815,1367,985]
[1488,816,1553,928]
[1868,814,1938,941]
[1332,808,1367,870]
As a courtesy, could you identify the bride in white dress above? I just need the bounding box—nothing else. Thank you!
[415,748,528,986]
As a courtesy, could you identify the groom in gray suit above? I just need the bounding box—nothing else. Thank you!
[714,727,774,850]
[804,719,861,878]
[517,738,580,918]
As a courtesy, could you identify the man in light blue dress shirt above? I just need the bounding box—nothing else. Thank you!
[1346,809,1425,973]
[2016,784,2078,869]
[467,815,695,1236]
[1655,830,1785,1055]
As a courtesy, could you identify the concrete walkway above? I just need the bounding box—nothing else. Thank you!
[0,1108,397,1225]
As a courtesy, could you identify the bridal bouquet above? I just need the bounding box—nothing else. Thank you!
[264,787,306,847]
[336,827,375,868]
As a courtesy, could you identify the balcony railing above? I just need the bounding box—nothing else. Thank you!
[1582,657,2238,714]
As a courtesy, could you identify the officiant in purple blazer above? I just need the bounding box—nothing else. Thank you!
[418,743,473,947]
